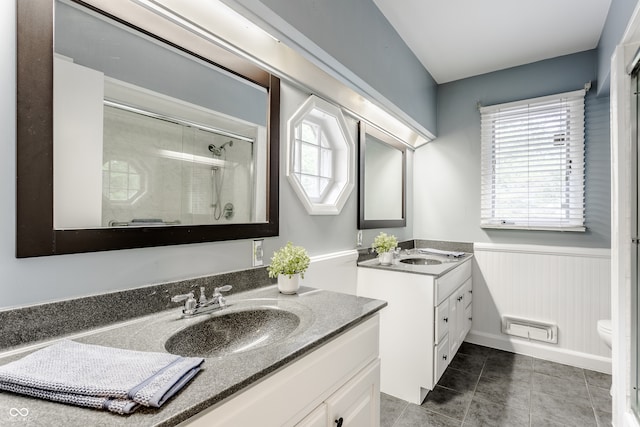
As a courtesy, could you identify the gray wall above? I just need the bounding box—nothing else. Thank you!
[232,0,438,135]
[1,2,413,310]
[414,50,611,248]
[597,0,639,95]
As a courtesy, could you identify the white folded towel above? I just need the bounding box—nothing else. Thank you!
[0,340,203,414]
[418,248,466,258]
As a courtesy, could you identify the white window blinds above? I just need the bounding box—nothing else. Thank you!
[479,89,586,231]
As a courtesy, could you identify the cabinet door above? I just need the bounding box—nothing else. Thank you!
[462,277,473,308]
[448,291,460,355]
[434,336,450,383]
[326,359,381,427]
[454,290,467,354]
[296,403,328,427]
[435,299,450,344]
[449,288,467,356]
[464,303,473,336]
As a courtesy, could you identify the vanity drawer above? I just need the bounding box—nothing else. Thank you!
[435,259,472,305]
[462,277,473,308]
[434,299,450,344]
[434,336,450,384]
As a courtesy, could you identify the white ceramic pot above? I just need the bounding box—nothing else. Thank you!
[378,251,393,265]
[278,273,301,294]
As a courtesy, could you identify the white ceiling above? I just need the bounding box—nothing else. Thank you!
[373,0,612,84]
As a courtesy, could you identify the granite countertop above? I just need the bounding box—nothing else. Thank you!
[0,286,386,426]
[358,250,473,277]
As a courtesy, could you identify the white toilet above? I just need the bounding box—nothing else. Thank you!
[597,319,613,395]
[597,319,612,349]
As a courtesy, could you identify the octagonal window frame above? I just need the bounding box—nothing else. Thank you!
[287,95,355,215]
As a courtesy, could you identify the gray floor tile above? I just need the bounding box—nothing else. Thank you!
[595,408,613,427]
[381,392,408,427]
[449,352,486,376]
[487,349,533,369]
[531,390,598,427]
[533,358,586,381]
[394,404,461,427]
[588,384,612,414]
[482,358,533,383]
[474,374,531,409]
[487,349,534,369]
[532,371,591,405]
[381,347,609,427]
[438,367,480,393]
[530,413,575,426]
[463,397,530,426]
[459,342,493,358]
[585,369,612,389]
[421,386,473,421]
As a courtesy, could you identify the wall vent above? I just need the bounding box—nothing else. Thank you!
[501,316,558,344]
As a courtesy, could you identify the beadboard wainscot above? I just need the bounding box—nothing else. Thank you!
[469,243,611,373]
[302,250,359,295]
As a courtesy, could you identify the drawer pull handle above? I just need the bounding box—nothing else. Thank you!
[335,417,344,427]
[469,317,473,321]
[443,317,448,323]
[458,296,463,302]
[443,354,448,361]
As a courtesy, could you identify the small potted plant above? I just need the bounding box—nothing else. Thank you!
[268,242,311,294]
[372,232,398,265]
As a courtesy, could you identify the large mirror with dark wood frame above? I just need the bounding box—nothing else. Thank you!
[16,0,280,257]
[358,121,406,229]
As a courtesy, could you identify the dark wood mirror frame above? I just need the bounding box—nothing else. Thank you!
[16,0,280,258]
[357,121,407,230]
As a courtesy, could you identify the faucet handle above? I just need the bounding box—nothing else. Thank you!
[171,291,197,314]
[213,285,232,308]
[214,285,232,295]
[171,291,194,303]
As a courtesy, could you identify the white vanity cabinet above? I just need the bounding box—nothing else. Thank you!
[181,315,381,427]
[296,359,380,427]
[357,259,472,404]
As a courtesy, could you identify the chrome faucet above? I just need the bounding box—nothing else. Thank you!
[171,285,232,317]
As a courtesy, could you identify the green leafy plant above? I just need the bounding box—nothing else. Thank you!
[268,242,311,279]
[372,232,398,254]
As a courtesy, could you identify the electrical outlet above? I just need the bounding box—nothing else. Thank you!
[252,239,264,267]
[357,230,363,247]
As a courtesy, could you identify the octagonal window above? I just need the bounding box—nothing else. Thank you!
[287,96,355,215]
[102,159,144,203]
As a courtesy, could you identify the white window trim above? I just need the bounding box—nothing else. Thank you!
[479,89,587,232]
[287,95,355,215]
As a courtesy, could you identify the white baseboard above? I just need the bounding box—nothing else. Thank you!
[466,330,612,374]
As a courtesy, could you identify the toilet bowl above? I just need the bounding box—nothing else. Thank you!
[597,319,613,395]
[597,319,612,349]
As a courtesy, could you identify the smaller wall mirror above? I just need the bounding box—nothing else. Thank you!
[358,121,406,229]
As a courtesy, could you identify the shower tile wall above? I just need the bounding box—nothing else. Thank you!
[102,107,254,226]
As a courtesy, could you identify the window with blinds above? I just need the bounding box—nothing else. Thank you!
[479,89,586,231]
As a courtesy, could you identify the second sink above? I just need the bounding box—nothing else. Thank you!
[165,307,301,358]
[400,258,442,265]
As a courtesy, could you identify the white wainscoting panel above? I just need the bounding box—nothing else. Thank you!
[469,243,612,373]
[302,250,359,295]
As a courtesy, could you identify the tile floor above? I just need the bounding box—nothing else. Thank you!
[381,342,612,427]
